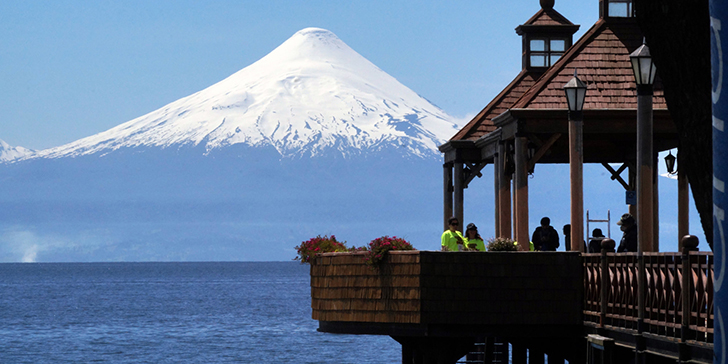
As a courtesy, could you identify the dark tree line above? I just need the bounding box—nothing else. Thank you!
[634,0,714,249]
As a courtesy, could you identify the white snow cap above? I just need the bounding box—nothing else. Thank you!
[0,139,35,162]
[39,27,459,159]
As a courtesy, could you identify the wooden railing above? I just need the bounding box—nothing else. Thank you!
[583,246,713,346]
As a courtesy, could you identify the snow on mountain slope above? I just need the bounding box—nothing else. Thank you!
[37,28,459,159]
[0,140,35,162]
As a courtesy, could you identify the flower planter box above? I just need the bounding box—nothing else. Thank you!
[311,250,583,328]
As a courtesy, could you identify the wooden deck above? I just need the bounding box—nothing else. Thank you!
[310,249,714,363]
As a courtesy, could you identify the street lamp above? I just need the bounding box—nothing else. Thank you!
[665,150,676,174]
[564,69,587,117]
[563,69,587,251]
[630,39,656,341]
[629,40,657,254]
[630,42,658,91]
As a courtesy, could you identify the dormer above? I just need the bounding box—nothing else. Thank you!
[515,0,580,71]
[599,0,634,19]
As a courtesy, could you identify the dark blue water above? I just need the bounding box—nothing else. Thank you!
[0,262,400,363]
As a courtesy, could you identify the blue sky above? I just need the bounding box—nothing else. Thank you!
[0,0,595,150]
[0,1,706,251]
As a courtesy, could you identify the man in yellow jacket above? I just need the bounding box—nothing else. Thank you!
[441,217,464,251]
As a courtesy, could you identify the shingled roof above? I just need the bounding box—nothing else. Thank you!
[450,71,541,142]
[511,18,667,110]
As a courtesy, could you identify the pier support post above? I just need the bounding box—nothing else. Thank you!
[511,341,527,364]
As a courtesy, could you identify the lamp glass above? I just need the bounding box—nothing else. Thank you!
[563,76,587,112]
[630,44,657,86]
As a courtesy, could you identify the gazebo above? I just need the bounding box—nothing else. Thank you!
[439,0,686,252]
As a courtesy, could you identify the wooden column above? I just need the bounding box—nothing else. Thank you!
[498,142,512,239]
[454,162,465,234]
[678,159,689,243]
[494,151,501,238]
[653,154,660,252]
[514,137,529,250]
[636,91,654,252]
[443,163,453,231]
[569,112,584,251]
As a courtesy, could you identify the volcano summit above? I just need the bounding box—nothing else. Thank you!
[36,28,458,160]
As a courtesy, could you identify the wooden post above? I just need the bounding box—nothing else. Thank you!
[514,137,529,250]
[636,90,654,253]
[680,235,699,345]
[443,163,453,231]
[498,142,512,239]
[678,169,689,243]
[454,162,465,234]
[494,151,501,238]
[653,154,659,252]
[569,111,584,251]
[600,239,616,328]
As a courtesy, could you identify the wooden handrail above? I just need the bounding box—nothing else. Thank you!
[582,244,713,346]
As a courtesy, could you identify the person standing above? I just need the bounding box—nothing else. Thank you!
[464,223,486,252]
[441,217,465,252]
[588,228,606,253]
[563,224,571,251]
[616,213,638,253]
[532,217,559,251]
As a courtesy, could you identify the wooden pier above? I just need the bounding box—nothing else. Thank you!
[309,247,713,363]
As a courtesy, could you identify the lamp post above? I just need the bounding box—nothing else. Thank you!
[630,41,656,358]
[563,70,587,252]
[630,41,657,254]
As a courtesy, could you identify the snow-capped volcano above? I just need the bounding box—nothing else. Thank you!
[0,140,35,162]
[37,27,458,159]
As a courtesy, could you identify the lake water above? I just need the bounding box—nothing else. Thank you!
[0,262,401,363]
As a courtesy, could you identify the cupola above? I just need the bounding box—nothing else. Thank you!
[599,0,634,19]
[515,0,580,71]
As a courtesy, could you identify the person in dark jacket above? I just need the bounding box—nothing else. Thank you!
[616,213,638,252]
[588,228,606,253]
[532,217,559,251]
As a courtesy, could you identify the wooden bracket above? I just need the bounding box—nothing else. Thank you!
[527,133,561,172]
[463,162,488,188]
[601,163,630,190]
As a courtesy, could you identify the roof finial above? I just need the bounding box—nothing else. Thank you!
[540,0,555,10]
